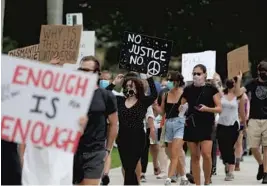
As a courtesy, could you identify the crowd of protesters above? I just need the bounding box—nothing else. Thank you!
[1,55,267,186]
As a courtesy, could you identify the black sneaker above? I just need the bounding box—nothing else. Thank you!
[258,164,264,180]
[262,173,267,184]
[211,167,217,176]
[101,174,110,185]
[186,173,195,184]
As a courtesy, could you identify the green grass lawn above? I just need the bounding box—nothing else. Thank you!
[111,148,153,168]
[111,146,190,168]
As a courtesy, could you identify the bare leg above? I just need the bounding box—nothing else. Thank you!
[188,142,201,185]
[150,144,160,170]
[200,140,212,185]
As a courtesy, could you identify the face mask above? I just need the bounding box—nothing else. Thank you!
[99,80,110,88]
[226,80,234,89]
[193,75,206,87]
[167,81,174,89]
[123,88,136,98]
[259,72,267,81]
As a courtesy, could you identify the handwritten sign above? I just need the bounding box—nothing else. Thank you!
[182,51,216,81]
[227,45,249,79]
[77,31,95,63]
[8,44,39,60]
[39,25,82,64]
[119,32,173,76]
[66,13,83,26]
[1,55,98,153]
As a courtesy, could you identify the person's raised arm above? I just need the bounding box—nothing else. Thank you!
[106,74,124,91]
[142,74,158,107]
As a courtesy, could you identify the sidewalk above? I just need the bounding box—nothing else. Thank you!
[109,156,261,185]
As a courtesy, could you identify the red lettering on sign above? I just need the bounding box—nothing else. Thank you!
[75,77,89,97]
[1,115,13,141]
[12,65,27,85]
[1,115,81,153]
[12,118,31,143]
[11,65,89,97]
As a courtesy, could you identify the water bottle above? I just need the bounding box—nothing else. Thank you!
[179,103,188,118]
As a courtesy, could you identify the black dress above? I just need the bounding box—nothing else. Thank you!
[106,77,157,185]
[182,84,218,142]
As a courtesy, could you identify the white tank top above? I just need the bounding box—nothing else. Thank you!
[218,95,240,126]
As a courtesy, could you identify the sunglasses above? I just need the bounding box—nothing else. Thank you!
[193,72,203,76]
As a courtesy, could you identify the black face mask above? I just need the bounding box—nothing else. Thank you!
[226,80,234,89]
[259,73,267,81]
[123,89,135,98]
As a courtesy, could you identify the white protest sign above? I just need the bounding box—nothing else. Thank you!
[1,55,98,154]
[77,31,95,63]
[182,51,216,81]
[66,13,83,26]
[63,63,79,70]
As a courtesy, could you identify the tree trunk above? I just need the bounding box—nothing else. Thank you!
[1,0,5,41]
[47,0,63,24]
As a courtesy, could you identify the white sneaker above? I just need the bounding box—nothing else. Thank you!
[164,178,172,186]
[157,172,167,179]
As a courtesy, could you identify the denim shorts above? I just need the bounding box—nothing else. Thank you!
[165,117,185,142]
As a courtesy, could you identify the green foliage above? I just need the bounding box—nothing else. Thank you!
[2,37,18,54]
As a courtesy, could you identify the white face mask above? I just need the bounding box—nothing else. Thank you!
[193,74,206,87]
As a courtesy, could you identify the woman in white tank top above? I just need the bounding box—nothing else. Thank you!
[216,78,246,182]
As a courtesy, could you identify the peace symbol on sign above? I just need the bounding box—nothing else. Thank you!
[147,61,161,76]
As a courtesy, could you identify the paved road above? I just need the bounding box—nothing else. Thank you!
[109,156,260,185]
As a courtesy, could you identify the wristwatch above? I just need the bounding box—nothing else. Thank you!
[105,149,111,154]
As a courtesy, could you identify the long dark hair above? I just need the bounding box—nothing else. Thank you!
[223,78,237,94]
[122,77,145,100]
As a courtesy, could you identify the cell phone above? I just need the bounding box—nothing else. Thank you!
[194,105,202,110]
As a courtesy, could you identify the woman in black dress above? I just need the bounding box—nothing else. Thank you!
[106,73,157,185]
[181,64,222,185]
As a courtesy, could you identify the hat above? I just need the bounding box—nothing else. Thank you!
[258,61,267,71]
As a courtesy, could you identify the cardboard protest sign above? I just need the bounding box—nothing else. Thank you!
[77,31,95,63]
[182,51,216,81]
[1,55,98,153]
[119,32,173,76]
[39,25,82,64]
[8,44,39,60]
[66,13,83,26]
[227,45,249,79]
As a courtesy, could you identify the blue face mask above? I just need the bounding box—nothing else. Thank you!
[167,81,174,89]
[99,80,110,89]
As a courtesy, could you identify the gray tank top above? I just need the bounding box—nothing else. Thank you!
[218,95,240,126]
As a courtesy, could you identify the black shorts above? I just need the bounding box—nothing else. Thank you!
[183,125,213,142]
[73,150,106,184]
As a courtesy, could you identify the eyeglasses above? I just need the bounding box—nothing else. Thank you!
[77,68,94,72]
[193,72,202,76]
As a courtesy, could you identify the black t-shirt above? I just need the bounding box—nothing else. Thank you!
[245,79,267,119]
[78,88,117,152]
[182,84,218,127]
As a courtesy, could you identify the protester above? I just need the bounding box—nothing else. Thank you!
[154,71,189,185]
[72,56,118,186]
[238,60,267,183]
[100,70,112,89]
[181,64,222,185]
[106,72,157,185]
[216,77,246,181]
